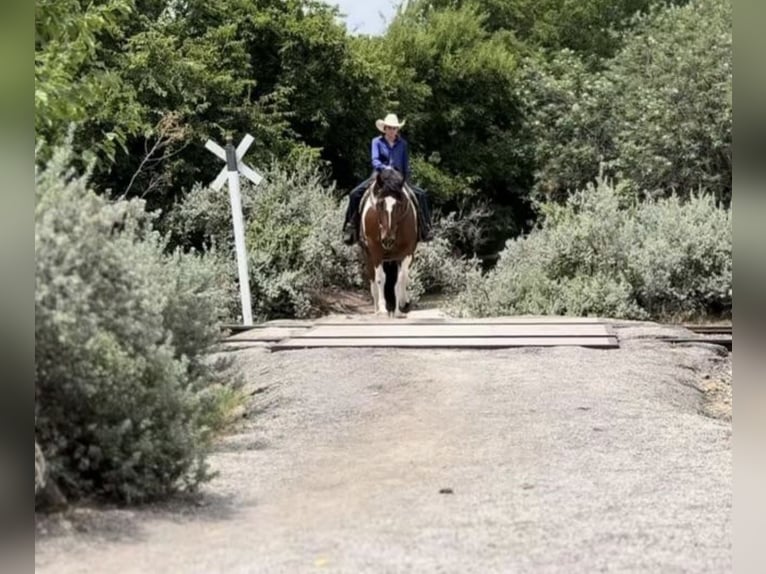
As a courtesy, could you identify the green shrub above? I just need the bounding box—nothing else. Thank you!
[406,206,485,302]
[452,174,731,320]
[626,192,732,318]
[170,158,363,320]
[35,146,233,504]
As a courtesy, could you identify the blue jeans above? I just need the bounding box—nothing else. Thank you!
[344,177,374,227]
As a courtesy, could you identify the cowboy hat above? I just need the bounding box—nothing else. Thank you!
[375,113,406,132]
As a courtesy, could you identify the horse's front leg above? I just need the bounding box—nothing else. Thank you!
[374,263,387,315]
[365,255,379,313]
[395,255,413,316]
[369,276,379,313]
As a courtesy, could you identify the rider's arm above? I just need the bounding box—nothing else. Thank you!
[401,140,410,181]
[371,138,386,171]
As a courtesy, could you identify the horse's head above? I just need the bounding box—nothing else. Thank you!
[373,168,408,250]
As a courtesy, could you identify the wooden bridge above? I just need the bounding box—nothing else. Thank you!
[223,312,619,351]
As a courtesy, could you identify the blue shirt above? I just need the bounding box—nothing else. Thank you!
[371,135,409,180]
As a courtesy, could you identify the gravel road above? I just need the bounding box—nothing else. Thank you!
[35,318,731,573]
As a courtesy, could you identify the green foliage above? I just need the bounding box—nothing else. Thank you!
[417,0,683,60]
[625,190,732,317]
[35,145,234,503]
[407,237,481,302]
[409,155,480,206]
[517,51,615,201]
[36,0,354,206]
[607,0,732,202]
[452,175,731,320]
[521,0,731,203]
[35,0,138,160]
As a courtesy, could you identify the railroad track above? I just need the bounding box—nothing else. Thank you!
[664,323,732,351]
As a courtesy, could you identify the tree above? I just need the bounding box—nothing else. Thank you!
[607,0,731,202]
[520,0,731,203]
[407,0,688,61]
[35,0,137,160]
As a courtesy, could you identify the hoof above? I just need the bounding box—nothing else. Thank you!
[399,301,412,314]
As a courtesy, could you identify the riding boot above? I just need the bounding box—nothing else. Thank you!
[342,215,358,245]
[343,189,364,245]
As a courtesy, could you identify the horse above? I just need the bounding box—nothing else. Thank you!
[359,168,419,317]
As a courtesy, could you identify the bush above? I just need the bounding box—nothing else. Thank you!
[626,192,732,318]
[405,206,485,302]
[452,174,731,320]
[170,158,363,320]
[35,145,234,504]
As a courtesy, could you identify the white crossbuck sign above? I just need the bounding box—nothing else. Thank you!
[205,134,264,326]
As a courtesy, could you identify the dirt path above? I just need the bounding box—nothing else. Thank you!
[35,319,731,573]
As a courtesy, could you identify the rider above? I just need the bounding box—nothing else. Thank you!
[342,113,433,245]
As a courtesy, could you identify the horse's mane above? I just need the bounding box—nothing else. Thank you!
[375,168,405,200]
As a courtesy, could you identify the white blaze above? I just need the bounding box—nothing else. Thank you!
[384,196,396,231]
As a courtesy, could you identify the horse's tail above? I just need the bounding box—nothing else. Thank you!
[383,261,399,313]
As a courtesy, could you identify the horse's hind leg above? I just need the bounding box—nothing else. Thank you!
[383,261,398,317]
[395,255,413,316]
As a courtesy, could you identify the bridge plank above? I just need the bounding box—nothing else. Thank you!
[225,327,305,342]
[314,316,605,325]
[271,336,618,351]
[291,324,612,338]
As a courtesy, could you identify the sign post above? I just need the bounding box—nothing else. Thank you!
[205,134,263,326]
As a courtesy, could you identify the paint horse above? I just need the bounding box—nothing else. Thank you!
[360,168,419,317]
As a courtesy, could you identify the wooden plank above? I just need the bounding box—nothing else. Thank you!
[221,324,257,334]
[271,336,619,351]
[295,324,611,338]
[256,320,315,328]
[314,316,605,326]
[225,327,304,342]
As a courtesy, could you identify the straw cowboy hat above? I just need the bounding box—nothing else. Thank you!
[375,113,406,132]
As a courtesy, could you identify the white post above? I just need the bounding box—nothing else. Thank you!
[224,137,253,326]
[205,134,262,327]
